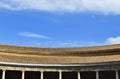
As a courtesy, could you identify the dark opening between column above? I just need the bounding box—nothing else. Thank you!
[80,71,96,79]
[0,70,2,79]
[25,71,40,79]
[118,70,120,79]
[43,72,59,79]
[5,70,22,79]
[99,71,116,79]
[62,72,77,79]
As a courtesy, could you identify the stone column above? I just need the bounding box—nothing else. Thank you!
[2,70,6,79]
[96,71,99,79]
[78,72,81,79]
[116,70,119,79]
[59,71,62,79]
[41,71,43,79]
[22,71,25,79]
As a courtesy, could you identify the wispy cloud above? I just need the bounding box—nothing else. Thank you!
[57,41,101,47]
[19,32,50,39]
[33,36,120,47]
[11,32,120,47]
[30,40,101,47]
[0,0,120,14]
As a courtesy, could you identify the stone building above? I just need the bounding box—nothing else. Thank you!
[0,44,120,79]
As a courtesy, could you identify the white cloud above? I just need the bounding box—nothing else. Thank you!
[0,0,120,14]
[105,36,120,45]
[58,41,100,47]
[0,2,13,10]
[34,40,102,47]
[19,32,50,39]
[24,37,120,47]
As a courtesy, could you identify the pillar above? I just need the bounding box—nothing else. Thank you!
[96,71,99,79]
[22,71,25,79]
[41,71,43,79]
[59,71,62,79]
[78,72,81,79]
[116,70,119,79]
[2,70,6,79]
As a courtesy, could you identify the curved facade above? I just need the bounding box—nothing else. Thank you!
[0,44,120,79]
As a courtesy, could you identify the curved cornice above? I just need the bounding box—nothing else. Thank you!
[0,61,120,67]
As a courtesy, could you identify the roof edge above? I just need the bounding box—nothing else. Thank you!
[0,44,120,56]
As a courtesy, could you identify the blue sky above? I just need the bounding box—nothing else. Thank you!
[0,0,120,47]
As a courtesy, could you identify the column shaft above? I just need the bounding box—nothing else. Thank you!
[78,72,81,79]
[116,70,119,79]
[22,71,25,79]
[96,71,99,79]
[2,70,5,79]
[41,71,43,79]
[59,71,62,79]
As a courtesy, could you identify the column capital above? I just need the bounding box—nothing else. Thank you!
[22,70,25,72]
[115,70,119,72]
[2,69,6,71]
[59,70,62,73]
[40,71,44,73]
[95,70,99,72]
